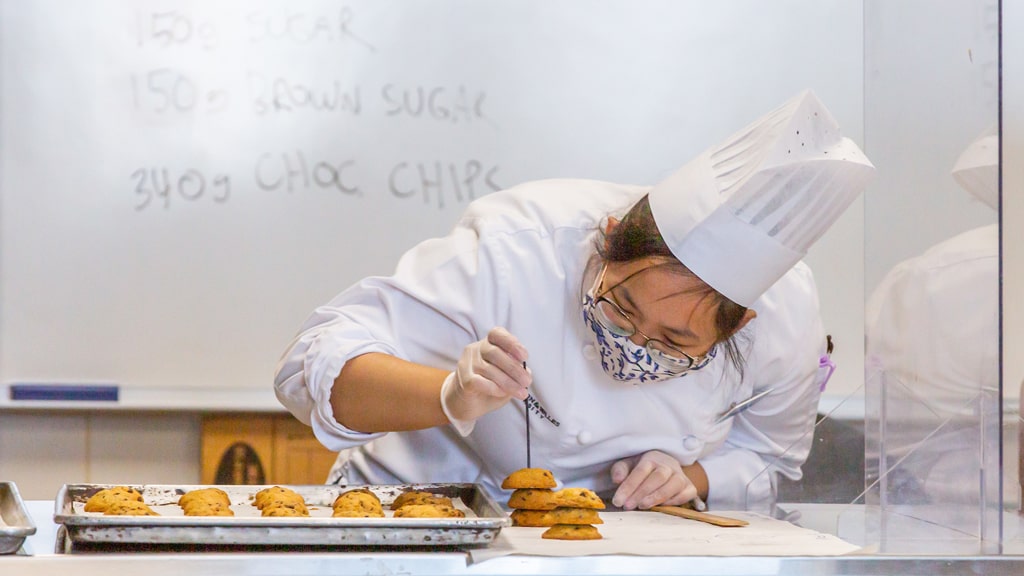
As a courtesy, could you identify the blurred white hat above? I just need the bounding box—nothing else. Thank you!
[951,124,998,211]
[649,90,876,307]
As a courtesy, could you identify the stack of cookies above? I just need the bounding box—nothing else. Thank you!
[331,488,385,518]
[253,485,310,517]
[178,487,234,516]
[502,468,605,540]
[389,490,465,518]
[83,486,157,516]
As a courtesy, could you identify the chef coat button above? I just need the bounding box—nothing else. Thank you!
[577,430,593,445]
[683,435,702,451]
[582,344,599,360]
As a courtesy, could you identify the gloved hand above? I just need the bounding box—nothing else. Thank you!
[610,450,698,510]
[440,326,531,436]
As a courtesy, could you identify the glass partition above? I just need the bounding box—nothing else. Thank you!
[861,0,1002,554]
[767,0,1007,554]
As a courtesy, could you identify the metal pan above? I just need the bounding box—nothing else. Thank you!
[0,481,37,554]
[55,483,509,548]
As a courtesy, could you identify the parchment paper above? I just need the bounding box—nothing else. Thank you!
[469,511,862,563]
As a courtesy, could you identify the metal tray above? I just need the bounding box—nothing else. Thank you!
[54,483,509,548]
[0,481,37,554]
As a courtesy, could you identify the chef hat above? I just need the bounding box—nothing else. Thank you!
[648,90,876,307]
[951,124,998,211]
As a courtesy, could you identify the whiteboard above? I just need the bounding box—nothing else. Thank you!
[0,0,864,409]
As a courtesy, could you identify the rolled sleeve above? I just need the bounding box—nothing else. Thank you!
[273,215,510,453]
[274,313,396,450]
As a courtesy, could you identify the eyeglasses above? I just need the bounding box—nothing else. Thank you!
[592,264,715,373]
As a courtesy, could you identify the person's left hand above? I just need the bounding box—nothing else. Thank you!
[610,450,698,510]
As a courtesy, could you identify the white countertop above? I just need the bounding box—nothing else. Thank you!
[8,500,1024,575]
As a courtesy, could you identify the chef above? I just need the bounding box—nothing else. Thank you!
[864,125,998,504]
[274,90,875,512]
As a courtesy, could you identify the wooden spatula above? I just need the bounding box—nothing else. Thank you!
[649,505,749,527]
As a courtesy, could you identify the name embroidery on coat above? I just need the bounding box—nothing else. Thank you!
[526,394,560,427]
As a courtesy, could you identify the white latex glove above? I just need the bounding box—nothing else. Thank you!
[610,450,698,510]
[440,326,531,436]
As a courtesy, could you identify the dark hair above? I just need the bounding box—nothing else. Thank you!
[596,194,749,375]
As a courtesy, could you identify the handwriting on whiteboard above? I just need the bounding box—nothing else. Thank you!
[132,156,501,211]
[125,4,503,212]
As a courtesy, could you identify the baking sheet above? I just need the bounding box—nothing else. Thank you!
[55,483,508,548]
[0,481,37,554]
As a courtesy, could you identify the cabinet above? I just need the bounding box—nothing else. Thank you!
[200,414,338,485]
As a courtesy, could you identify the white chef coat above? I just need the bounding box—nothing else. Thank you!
[274,178,828,510]
[866,224,998,417]
[865,224,998,504]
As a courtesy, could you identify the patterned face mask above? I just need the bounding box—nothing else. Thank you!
[581,290,714,383]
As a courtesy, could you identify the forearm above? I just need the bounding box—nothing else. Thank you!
[330,352,450,433]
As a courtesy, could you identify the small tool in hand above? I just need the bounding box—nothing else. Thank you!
[523,361,531,468]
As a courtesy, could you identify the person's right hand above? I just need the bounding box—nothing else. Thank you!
[610,450,698,510]
[440,327,531,436]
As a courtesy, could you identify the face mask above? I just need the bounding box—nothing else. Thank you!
[582,291,693,383]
